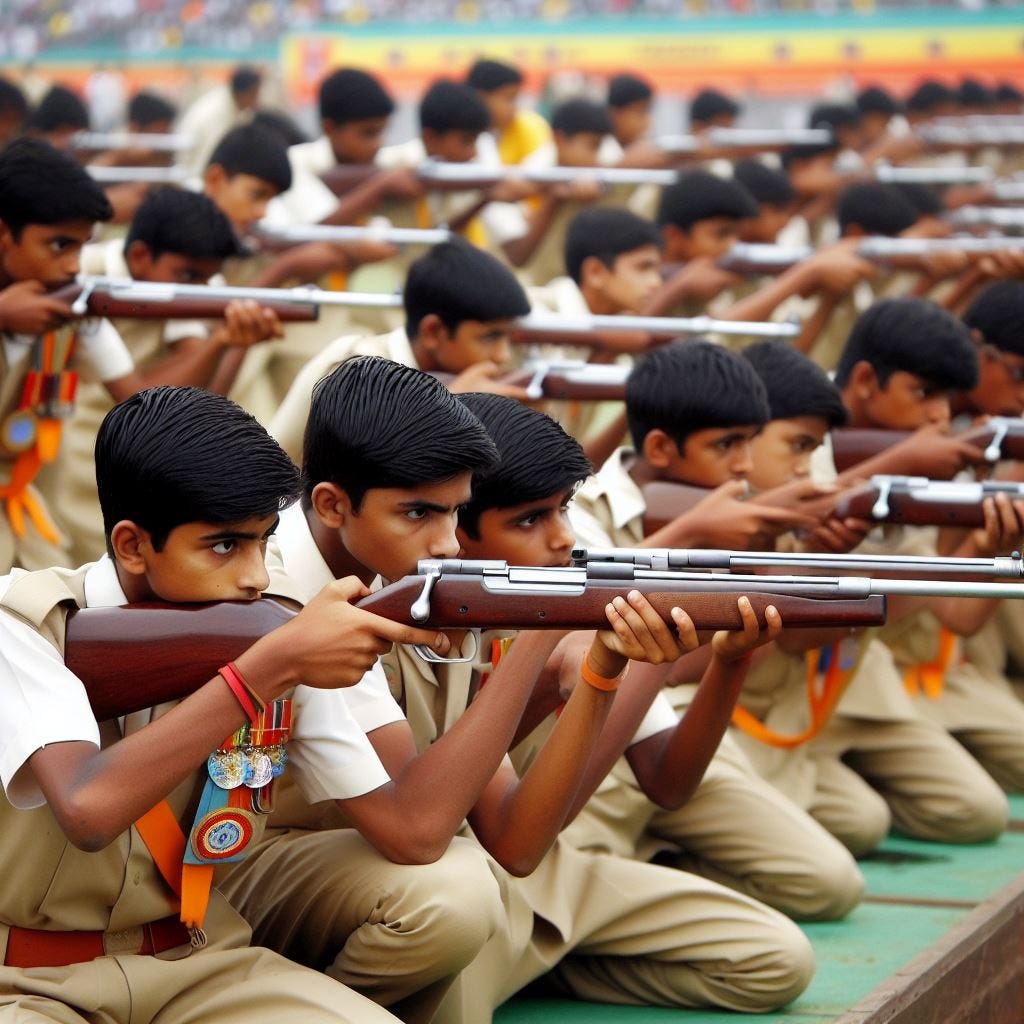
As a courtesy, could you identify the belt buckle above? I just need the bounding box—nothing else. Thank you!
[102,925,144,956]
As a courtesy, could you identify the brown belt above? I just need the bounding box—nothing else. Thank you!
[4,916,191,968]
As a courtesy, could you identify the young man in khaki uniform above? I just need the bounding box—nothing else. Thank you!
[567,341,865,920]
[0,385,452,1023]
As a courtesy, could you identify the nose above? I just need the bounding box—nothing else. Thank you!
[926,395,951,425]
[550,513,576,554]
[429,516,461,560]
[731,442,755,477]
[239,545,270,596]
[492,337,512,367]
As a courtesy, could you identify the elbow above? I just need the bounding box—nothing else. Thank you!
[54,797,120,853]
[494,847,543,878]
[643,779,696,813]
[372,825,451,866]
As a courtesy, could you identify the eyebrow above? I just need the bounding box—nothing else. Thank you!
[397,499,455,514]
[200,516,279,543]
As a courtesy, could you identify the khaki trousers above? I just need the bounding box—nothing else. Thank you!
[808,710,1009,846]
[434,840,815,1024]
[0,894,398,1024]
[218,829,502,1020]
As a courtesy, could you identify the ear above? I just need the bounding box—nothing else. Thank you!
[844,223,867,239]
[416,313,449,352]
[124,239,152,278]
[310,481,351,530]
[969,327,986,348]
[641,428,681,469]
[580,254,610,291]
[109,520,150,576]
[204,163,226,193]
[849,360,879,399]
[661,223,691,259]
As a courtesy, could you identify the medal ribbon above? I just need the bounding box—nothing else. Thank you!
[731,638,865,749]
[902,627,958,700]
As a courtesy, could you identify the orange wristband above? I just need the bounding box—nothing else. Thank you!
[580,654,623,692]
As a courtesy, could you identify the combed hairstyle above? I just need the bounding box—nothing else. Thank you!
[466,59,522,93]
[808,102,861,132]
[252,109,308,148]
[963,282,1024,357]
[230,65,262,96]
[689,87,740,126]
[733,159,795,206]
[455,393,592,539]
[856,85,902,116]
[125,188,244,262]
[27,85,88,132]
[626,340,771,450]
[128,91,177,128]
[837,182,919,236]
[404,239,530,338]
[302,356,499,508]
[608,73,654,109]
[551,98,612,138]
[96,386,300,555]
[892,181,944,217]
[0,76,28,121]
[207,124,291,193]
[959,78,995,108]
[657,170,758,230]
[906,80,955,114]
[564,207,661,285]
[0,138,112,236]
[835,298,979,392]
[419,79,490,135]
[319,68,395,123]
[742,341,848,427]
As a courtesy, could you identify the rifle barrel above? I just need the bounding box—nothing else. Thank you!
[87,165,192,185]
[255,223,452,246]
[516,311,800,339]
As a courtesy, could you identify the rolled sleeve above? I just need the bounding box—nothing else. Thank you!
[72,318,135,383]
[0,606,100,809]
[630,692,678,746]
[342,662,406,734]
[287,679,391,803]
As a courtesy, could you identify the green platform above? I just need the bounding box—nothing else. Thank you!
[495,796,1024,1023]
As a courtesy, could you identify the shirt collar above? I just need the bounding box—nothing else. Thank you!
[83,555,129,608]
[577,447,647,533]
[273,502,337,602]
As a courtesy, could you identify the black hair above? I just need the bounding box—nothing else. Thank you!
[302,356,499,509]
[455,394,592,539]
[808,102,861,132]
[780,137,841,169]
[906,80,956,114]
[742,341,848,427]
[0,76,29,122]
[230,65,262,97]
[0,138,112,237]
[657,170,758,230]
[319,67,395,124]
[995,82,1023,105]
[404,239,530,339]
[626,340,771,451]
[419,79,490,135]
[96,385,300,555]
[252,109,308,148]
[891,181,944,217]
[27,85,88,132]
[733,159,795,206]
[689,88,740,127]
[837,182,919,236]
[550,98,612,138]
[835,298,979,391]
[608,73,654,109]
[127,91,177,128]
[125,188,244,262]
[959,78,995,109]
[856,86,903,116]
[963,282,1024,357]
[466,59,522,93]
[207,124,291,193]
[564,207,661,285]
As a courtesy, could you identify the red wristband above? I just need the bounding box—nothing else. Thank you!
[219,662,262,724]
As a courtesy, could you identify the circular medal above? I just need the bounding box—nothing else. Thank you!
[0,410,37,455]
[268,745,288,777]
[245,751,274,789]
[207,750,245,790]
[191,807,256,861]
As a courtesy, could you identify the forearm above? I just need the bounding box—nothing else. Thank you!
[792,294,839,356]
[321,177,394,226]
[503,196,560,267]
[630,652,748,809]
[717,265,813,323]
[133,336,227,390]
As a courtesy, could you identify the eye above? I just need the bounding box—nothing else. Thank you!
[212,539,236,555]
[516,512,543,528]
[405,507,428,521]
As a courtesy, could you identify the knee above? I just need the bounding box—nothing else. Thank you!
[798,850,864,922]
[842,789,892,858]
[942,781,1009,844]
[735,917,816,1013]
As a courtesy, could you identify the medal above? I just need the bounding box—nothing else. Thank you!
[244,750,274,789]
[207,750,246,790]
[190,806,257,861]
[0,410,37,454]
[268,744,288,777]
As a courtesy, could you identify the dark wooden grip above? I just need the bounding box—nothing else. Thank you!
[88,294,318,323]
[65,599,295,721]
[834,489,988,527]
[831,429,910,473]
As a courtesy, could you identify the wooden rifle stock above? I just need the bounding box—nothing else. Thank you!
[833,477,1024,527]
[52,282,319,323]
